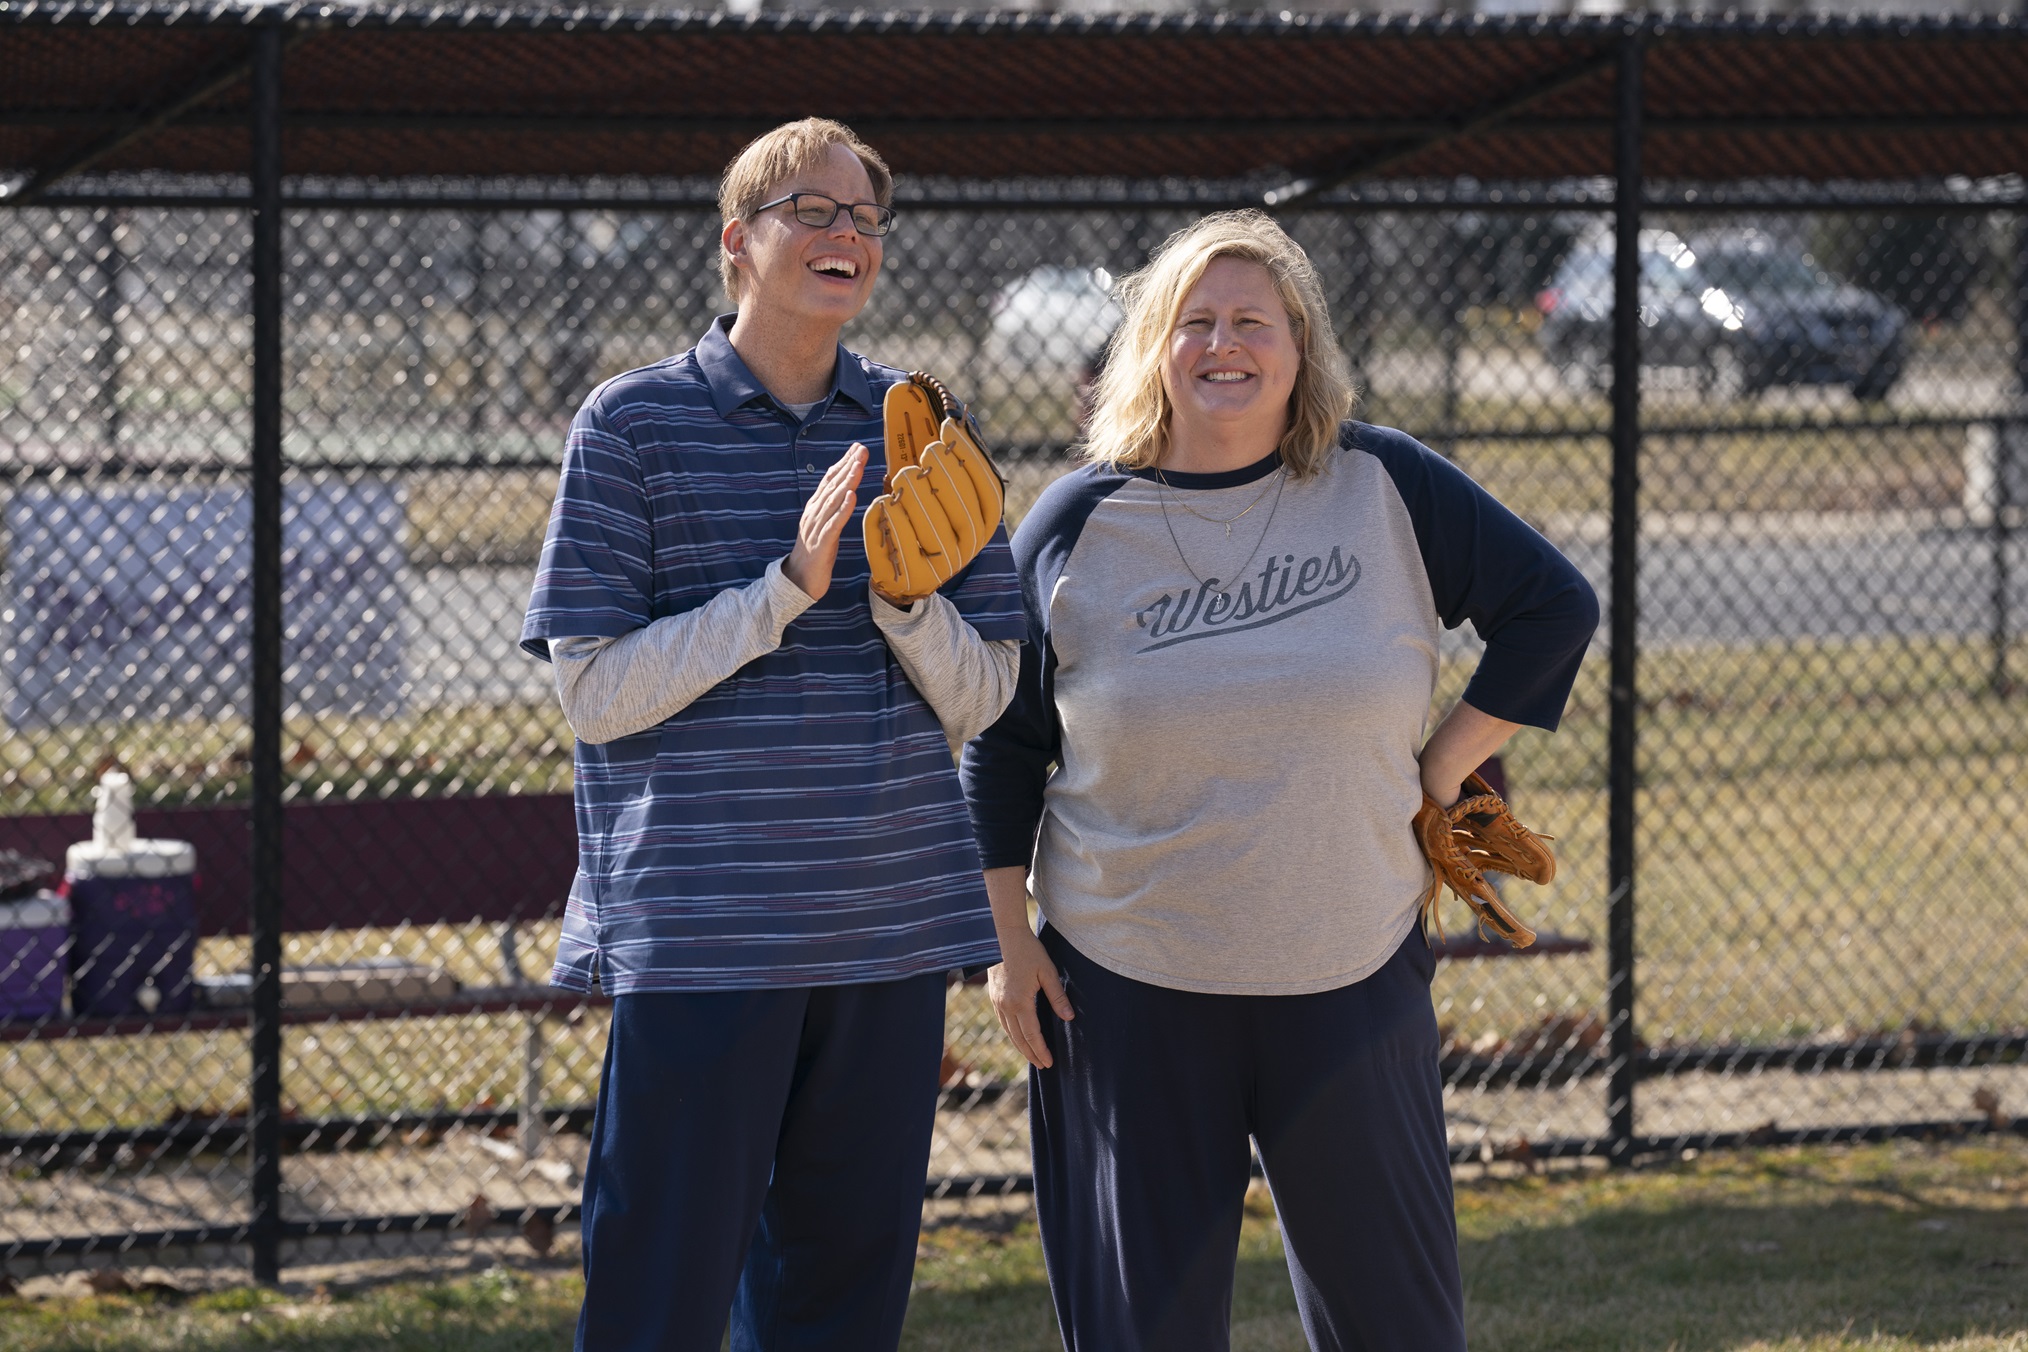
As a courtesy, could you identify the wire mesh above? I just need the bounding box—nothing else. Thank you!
[1623,208,2028,1152]
[1,197,2023,1276]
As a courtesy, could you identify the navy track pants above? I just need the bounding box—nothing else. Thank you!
[574,974,947,1352]
[1030,925,1465,1352]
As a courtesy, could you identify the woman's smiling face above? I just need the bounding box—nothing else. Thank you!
[1160,255,1301,451]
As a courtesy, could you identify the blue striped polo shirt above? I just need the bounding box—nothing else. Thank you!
[520,316,1026,993]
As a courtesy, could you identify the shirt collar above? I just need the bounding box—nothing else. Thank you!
[696,314,877,420]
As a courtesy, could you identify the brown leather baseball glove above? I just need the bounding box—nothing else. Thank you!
[864,373,1005,606]
[1412,770,1556,949]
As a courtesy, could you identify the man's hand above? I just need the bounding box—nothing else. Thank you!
[784,444,869,602]
[983,866,1073,1069]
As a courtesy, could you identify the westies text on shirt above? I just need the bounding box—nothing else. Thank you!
[1133,546,1362,654]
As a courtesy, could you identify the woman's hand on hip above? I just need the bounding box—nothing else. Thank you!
[987,927,1073,1070]
[982,866,1073,1070]
[1419,698,1521,807]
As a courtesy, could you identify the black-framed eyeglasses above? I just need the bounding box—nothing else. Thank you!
[751,192,896,238]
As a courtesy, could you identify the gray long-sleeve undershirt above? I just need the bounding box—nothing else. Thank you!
[550,557,1019,751]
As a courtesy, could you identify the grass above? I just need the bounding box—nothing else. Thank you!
[0,704,576,817]
[1448,1137,2028,1352]
[1439,421,1975,522]
[0,1265,584,1351]
[3,1140,2022,1350]
[404,468,561,567]
[1421,633,2027,1049]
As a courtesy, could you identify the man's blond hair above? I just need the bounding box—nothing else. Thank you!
[718,118,893,304]
[1081,211,1357,481]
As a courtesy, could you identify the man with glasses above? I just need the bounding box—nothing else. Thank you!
[521,118,1023,1351]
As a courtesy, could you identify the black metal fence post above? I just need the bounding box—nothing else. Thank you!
[247,17,287,1286]
[1998,420,2015,700]
[1606,27,1645,1166]
[93,208,124,457]
[1997,210,2025,700]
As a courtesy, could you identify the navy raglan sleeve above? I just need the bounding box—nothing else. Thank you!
[1358,424,1600,731]
[960,466,1123,871]
[962,637,1059,870]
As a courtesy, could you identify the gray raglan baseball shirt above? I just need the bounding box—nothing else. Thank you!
[960,422,1598,996]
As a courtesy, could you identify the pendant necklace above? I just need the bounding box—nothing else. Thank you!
[1153,463,1287,601]
[1154,462,1280,537]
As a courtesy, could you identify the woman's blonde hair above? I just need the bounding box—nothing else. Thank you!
[718,118,892,304]
[1081,210,1356,480]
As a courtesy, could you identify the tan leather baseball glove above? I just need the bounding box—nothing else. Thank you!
[1412,770,1556,949]
[864,373,1005,606]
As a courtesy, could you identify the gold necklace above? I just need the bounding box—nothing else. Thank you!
[1152,465,1288,601]
[1152,463,1282,538]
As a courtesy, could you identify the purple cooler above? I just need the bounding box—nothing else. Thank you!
[0,891,69,1021]
[65,838,197,1018]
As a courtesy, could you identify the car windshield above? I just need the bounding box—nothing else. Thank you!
[1699,251,1835,298]
[1555,250,1703,298]
[1560,244,1844,303]
[1641,251,1703,296]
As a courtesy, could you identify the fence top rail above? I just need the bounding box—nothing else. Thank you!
[4,5,2025,194]
[10,177,2025,213]
[1,4,2024,38]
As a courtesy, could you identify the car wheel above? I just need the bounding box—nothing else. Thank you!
[1701,346,1747,403]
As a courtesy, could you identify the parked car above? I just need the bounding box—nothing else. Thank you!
[1535,229,1906,401]
[984,266,1123,374]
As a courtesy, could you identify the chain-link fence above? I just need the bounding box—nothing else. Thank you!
[3,192,2024,1280]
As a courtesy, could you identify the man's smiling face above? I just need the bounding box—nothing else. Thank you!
[722,141,885,330]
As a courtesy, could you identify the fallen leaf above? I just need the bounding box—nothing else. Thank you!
[461,1193,495,1233]
[1972,1086,2009,1130]
[938,1048,974,1089]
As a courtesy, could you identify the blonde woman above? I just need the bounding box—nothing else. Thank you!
[961,211,1597,1351]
